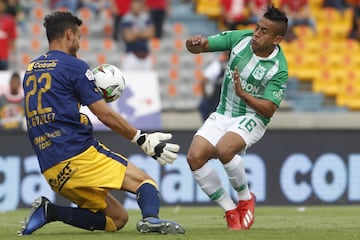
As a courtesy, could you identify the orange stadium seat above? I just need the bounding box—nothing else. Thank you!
[78,7,93,21]
[194,54,204,66]
[80,24,89,37]
[316,7,342,23]
[150,38,161,52]
[172,22,185,37]
[103,23,113,38]
[343,39,360,52]
[169,68,179,81]
[167,83,178,97]
[287,53,318,81]
[102,38,115,52]
[293,25,315,40]
[102,8,113,21]
[30,39,41,52]
[312,68,341,96]
[317,22,346,40]
[33,7,44,21]
[194,69,203,82]
[192,82,202,96]
[342,53,360,68]
[173,38,184,52]
[170,53,180,66]
[79,38,89,52]
[31,23,42,36]
[21,53,31,67]
[336,77,360,108]
[97,53,107,65]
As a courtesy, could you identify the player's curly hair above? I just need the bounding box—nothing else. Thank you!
[263,5,288,36]
[43,11,82,42]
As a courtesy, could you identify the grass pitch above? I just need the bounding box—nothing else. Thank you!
[1,205,359,240]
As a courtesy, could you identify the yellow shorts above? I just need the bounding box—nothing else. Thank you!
[43,141,128,212]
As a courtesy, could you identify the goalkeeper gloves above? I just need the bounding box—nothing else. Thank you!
[131,130,180,165]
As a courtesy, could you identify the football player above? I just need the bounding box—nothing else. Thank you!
[18,11,184,235]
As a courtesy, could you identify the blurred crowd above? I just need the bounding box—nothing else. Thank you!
[194,0,360,42]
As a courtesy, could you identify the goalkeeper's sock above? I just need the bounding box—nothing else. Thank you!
[224,155,251,201]
[136,180,160,218]
[192,163,236,211]
[47,204,106,231]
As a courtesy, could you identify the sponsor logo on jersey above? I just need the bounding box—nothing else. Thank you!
[273,89,284,99]
[85,69,95,81]
[225,67,261,95]
[26,60,58,71]
[48,162,76,191]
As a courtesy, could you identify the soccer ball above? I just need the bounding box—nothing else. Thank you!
[92,64,126,103]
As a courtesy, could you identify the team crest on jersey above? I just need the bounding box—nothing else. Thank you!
[252,64,266,80]
[85,69,95,81]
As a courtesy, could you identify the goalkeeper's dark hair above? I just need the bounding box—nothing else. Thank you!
[263,5,288,36]
[43,11,82,43]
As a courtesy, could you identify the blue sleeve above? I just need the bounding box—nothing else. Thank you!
[73,63,103,106]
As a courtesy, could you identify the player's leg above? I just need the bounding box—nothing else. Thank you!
[103,193,129,231]
[216,132,255,229]
[19,144,129,235]
[187,113,241,230]
[215,116,266,230]
[121,161,185,234]
[216,131,252,201]
[18,193,114,235]
[188,135,240,230]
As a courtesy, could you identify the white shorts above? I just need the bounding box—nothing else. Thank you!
[195,112,266,153]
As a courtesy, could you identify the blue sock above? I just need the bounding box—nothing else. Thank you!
[136,182,160,218]
[48,204,106,231]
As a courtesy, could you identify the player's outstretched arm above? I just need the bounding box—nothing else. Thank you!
[88,99,180,165]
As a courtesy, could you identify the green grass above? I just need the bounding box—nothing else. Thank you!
[1,206,360,240]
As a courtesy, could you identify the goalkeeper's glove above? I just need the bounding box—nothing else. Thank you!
[131,130,180,165]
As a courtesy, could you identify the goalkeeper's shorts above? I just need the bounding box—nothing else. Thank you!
[43,141,128,212]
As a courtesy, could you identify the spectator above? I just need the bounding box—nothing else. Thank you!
[198,52,228,121]
[6,0,27,34]
[121,0,155,71]
[324,0,349,9]
[348,1,360,41]
[323,0,349,10]
[111,0,131,41]
[0,72,24,130]
[0,0,17,70]
[280,0,316,32]
[248,0,271,24]
[220,0,251,30]
[146,0,169,39]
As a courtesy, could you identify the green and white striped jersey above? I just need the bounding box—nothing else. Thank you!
[207,30,288,125]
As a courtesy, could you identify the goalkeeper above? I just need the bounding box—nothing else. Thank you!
[18,11,184,235]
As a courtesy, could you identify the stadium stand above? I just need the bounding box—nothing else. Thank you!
[190,0,360,112]
[10,0,360,114]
